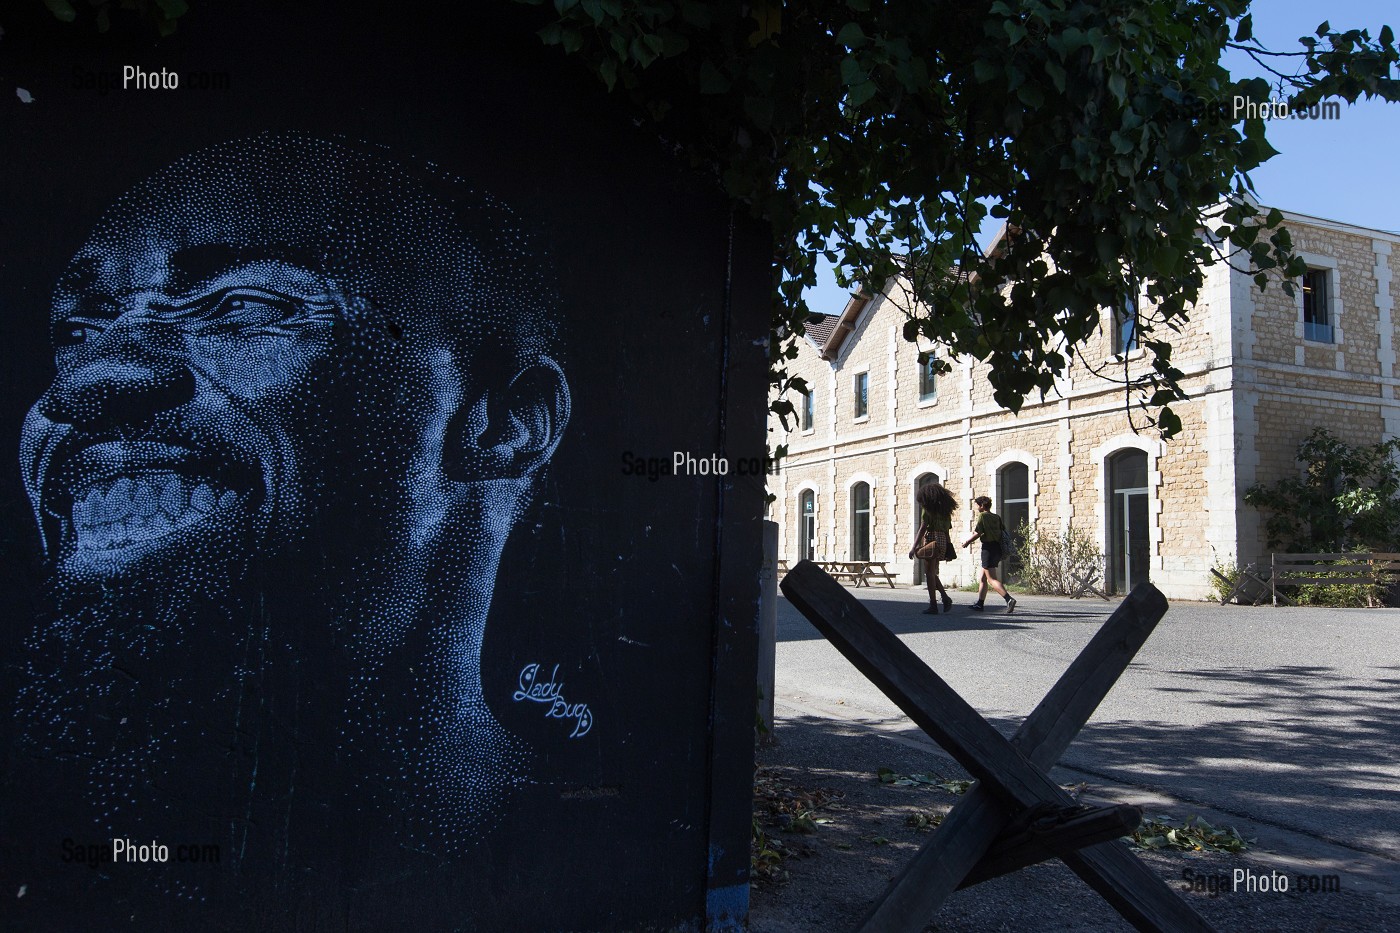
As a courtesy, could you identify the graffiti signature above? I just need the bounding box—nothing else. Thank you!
[513,663,593,738]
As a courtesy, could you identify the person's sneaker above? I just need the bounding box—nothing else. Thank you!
[1006,597,1017,615]
[970,603,984,612]
[922,606,938,615]
[942,594,953,612]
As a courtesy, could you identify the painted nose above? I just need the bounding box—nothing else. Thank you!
[39,356,195,431]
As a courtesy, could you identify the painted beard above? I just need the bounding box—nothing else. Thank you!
[12,540,341,869]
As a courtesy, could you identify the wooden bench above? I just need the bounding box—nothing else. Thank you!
[1268,552,1400,607]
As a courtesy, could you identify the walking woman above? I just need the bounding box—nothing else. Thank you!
[908,481,957,614]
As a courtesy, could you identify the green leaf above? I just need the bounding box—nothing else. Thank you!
[840,55,865,86]
[43,0,77,22]
[630,35,659,67]
[1234,15,1252,43]
[847,80,878,108]
[837,22,867,48]
[1095,232,1123,268]
[745,94,774,128]
[698,60,730,94]
[598,57,618,91]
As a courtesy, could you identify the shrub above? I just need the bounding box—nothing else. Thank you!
[1244,429,1400,553]
[1014,523,1105,596]
[1282,552,1389,608]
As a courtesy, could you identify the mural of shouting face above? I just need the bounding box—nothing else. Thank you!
[16,133,570,866]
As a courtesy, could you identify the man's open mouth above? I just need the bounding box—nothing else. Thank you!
[71,473,241,551]
[43,440,264,556]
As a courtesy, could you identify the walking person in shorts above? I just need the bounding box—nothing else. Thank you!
[962,496,1016,613]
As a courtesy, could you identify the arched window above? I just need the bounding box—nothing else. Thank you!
[997,462,1030,578]
[850,482,871,561]
[1106,450,1150,594]
[799,490,817,561]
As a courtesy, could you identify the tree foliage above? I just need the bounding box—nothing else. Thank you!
[39,1,1400,438]
[1244,428,1400,552]
[38,0,188,36]
[511,0,1398,436]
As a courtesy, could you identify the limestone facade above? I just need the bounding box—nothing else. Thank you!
[769,208,1400,599]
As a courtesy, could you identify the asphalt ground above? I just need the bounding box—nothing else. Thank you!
[749,585,1400,931]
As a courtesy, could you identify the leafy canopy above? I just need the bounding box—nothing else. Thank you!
[42,0,1400,437]
[515,0,1399,437]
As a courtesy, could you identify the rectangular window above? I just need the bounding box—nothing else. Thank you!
[1302,268,1332,343]
[800,389,814,431]
[853,372,868,419]
[918,355,937,402]
[1112,296,1138,354]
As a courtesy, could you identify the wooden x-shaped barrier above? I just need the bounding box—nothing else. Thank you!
[779,560,1215,933]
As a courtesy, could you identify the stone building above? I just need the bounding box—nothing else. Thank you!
[769,207,1399,600]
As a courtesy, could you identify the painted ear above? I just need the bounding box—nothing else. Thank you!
[445,357,570,482]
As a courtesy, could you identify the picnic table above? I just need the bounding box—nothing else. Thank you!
[815,560,899,588]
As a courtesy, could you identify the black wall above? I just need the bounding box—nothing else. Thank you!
[0,5,767,930]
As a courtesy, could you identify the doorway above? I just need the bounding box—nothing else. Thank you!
[1106,451,1150,594]
[799,490,816,561]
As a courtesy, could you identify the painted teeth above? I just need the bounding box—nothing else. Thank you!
[191,484,216,513]
[70,473,242,550]
[132,482,158,517]
[159,479,183,514]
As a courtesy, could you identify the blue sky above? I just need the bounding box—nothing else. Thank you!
[802,0,1400,315]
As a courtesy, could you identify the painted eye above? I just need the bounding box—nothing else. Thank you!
[215,292,284,321]
[53,321,103,348]
[199,290,304,331]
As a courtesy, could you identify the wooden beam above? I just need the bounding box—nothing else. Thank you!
[782,561,1090,806]
[850,579,1210,933]
[959,803,1142,889]
[780,563,1215,933]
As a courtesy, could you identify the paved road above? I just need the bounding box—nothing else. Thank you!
[774,584,1400,899]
